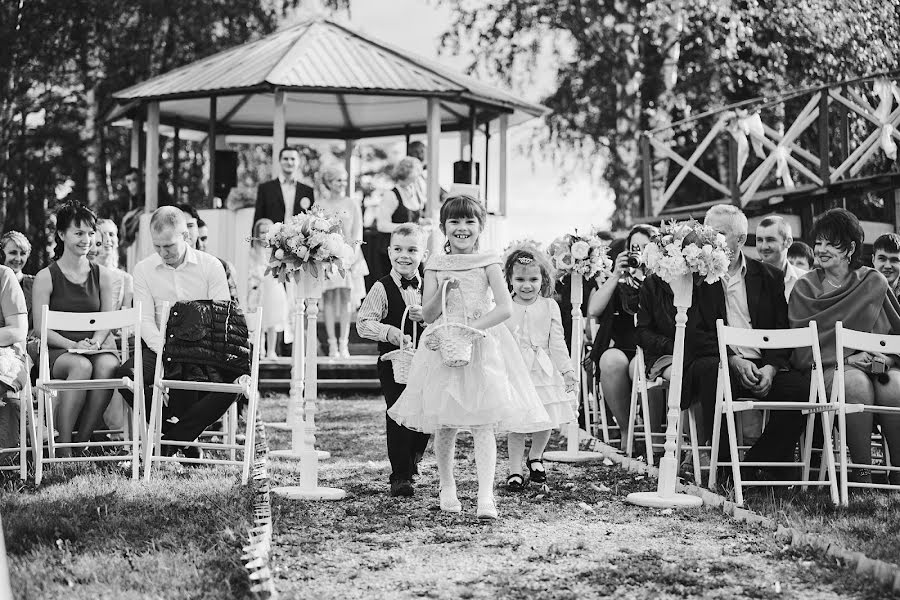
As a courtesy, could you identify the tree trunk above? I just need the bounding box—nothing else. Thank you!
[611,23,643,229]
[83,84,105,209]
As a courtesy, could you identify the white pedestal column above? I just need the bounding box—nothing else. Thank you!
[273,275,345,501]
[545,274,602,463]
[628,273,703,508]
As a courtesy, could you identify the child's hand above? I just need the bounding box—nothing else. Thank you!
[387,329,411,347]
[563,370,579,393]
[407,305,424,322]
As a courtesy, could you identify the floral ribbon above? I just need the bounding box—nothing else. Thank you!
[728,112,766,180]
[873,79,900,161]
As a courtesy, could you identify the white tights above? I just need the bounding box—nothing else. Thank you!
[506,429,552,474]
[434,427,497,502]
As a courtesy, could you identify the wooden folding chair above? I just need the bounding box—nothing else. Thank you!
[834,322,900,504]
[35,304,144,483]
[0,355,39,480]
[708,319,840,507]
[143,303,261,484]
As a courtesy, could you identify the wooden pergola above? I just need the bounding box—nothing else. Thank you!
[109,17,547,228]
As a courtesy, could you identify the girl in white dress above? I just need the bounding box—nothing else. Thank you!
[249,218,288,358]
[502,244,578,490]
[388,195,551,519]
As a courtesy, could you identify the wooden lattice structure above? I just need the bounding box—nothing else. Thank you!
[641,71,900,240]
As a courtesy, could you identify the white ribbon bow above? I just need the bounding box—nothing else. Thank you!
[728,112,766,180]
[773,146,794,188]
[514,325,554,377]
[874,79,900,161]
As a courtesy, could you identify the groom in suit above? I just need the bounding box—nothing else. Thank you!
[253,146,316,228]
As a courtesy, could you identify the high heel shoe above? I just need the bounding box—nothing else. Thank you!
[476,496,499,520]
[439,486,462,513]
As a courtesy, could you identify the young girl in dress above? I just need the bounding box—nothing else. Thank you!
[502,244,579,490]
[249,218,288,358]
[388,195,551,519]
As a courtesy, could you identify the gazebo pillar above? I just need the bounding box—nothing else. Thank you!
[426,98,441,251]
[273,90,286,178]
[130,118,141,168]
[498,114,508,217]
[145,101,160,211]
[345,139,356,196]
[208,97,217,206]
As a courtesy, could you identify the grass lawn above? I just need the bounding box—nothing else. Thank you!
[264,392,898,600]
[2,463,255,599]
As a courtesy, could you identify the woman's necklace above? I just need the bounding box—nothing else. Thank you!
[824,272,848,288]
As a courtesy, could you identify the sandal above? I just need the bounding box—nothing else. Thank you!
[506,473,525,491]
[527,458,546,484]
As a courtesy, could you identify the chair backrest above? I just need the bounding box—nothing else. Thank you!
[835,321,900,355]
[38,303,143,384]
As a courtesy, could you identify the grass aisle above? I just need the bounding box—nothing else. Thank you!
[265,393,895,600]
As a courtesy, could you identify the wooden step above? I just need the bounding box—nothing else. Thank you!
[259,378,381,390]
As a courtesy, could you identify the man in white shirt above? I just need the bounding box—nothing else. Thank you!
[121,206,232,456]
[755,215,807,301]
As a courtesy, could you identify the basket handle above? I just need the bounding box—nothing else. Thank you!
[440,279,468,326]
[398,305,417,352]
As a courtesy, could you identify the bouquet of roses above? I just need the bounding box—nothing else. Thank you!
[641,219,731,284]
[547,228,613,281]
[262,208,356,283]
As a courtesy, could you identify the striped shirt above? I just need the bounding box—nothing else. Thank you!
[356,270,422,343]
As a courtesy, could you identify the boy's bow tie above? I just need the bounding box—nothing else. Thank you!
[400,277,419,289]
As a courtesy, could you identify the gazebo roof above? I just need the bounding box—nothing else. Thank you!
[111,18,547,138]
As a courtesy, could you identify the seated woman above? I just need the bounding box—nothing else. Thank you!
[588,225,657,450]
[32,201,119,457]
[373,157,426,283]
[90,218,133,310]
[0,264,29,452]
[789,208,900,484]
[1,232,36,359]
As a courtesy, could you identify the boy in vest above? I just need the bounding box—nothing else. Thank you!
[356,223,429,497]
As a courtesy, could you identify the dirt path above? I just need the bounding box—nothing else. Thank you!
[263,395,888,600]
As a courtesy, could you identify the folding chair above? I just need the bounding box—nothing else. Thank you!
[834,322,900,504]
[143,303,261,484]
[0,356,39,480]
[708,319,840,507]
[625,346,704,484]
[35,304,144,483]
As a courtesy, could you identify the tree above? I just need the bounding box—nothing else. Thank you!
[441,0,900,227]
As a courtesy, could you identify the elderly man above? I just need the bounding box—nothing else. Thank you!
[872,233,900,297]
[119,206,232,457]
[755,215,806,301]
[686,205,810,478]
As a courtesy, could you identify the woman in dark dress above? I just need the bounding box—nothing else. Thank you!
[32,202,118,457]
[372,157,425,281]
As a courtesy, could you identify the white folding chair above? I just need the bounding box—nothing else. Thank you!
[143,303,261,484]
[708,319,840,507]
[0,356,39,480]
[35,304,144,483]
[834,322,900,504]
[625,346,704,484]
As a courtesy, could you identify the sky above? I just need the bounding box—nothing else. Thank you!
[329,0,615,247]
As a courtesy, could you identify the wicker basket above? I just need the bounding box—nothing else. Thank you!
[380,306,418,384]
[429,280,485,368]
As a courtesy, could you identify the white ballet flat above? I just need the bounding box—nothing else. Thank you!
[439,486,462,513]
[476,498,498,520]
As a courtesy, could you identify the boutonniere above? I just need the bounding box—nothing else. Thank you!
[299,197,312,211]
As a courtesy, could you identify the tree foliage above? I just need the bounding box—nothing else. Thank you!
[441,0,900,227]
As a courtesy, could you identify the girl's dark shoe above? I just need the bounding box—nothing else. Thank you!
[506,473,525,491]
[527,458,547,484]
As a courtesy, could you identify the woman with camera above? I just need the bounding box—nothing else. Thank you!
[587,225,657,451]
[789,208,900,484]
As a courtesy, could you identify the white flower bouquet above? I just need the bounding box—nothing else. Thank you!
[641,220,731,284]
[547,229,613,282]
[261,208,356,283]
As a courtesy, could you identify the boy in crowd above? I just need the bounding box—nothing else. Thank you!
[788,240,814,271]
[356,223,430,497]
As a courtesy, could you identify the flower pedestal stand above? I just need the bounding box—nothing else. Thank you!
[627,273,702,509]
[272,274,344,501]
[544,274,603,464]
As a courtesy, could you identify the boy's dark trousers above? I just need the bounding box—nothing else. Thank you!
[378,360,430,482]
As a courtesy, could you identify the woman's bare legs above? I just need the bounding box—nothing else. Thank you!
[74,352,119,443]
[50,354,93,457]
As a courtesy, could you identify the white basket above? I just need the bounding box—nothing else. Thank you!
[380,306,418,384]
[429,280,485,368]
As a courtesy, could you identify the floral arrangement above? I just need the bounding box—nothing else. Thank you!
[261,208,356,282]
[641,219,731,284]
[547,228,613,281]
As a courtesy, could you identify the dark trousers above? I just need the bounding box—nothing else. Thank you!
[689,356,810,463]
[378,360,430,482]
[117,344,237,445]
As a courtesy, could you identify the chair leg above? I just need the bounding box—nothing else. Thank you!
[724,408,744,506]
[708,394,724,490]
[241,391,259,485]
[626,376,639,457]
[800,413,815,488]
[688,407,702,487]
[130,398,139,481]
[228,403,238,462]
[820,410,840,506]
[144,386,163,481]
[640,382,654,466]
[838,407,849,505]
[35,388,45,485]
[45,391,56,459]
[18,393,27,480]
[597,384,610,445]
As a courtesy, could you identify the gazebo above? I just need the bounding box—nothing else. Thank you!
[110,17,547,229]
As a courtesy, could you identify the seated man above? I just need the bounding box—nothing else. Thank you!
[118,206,233,457]
[872,233,900,298]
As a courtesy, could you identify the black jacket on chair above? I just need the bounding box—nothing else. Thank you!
[252,179,316,228]
[163,300,251,383]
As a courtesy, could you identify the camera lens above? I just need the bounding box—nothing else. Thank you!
[626,253,641,269]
